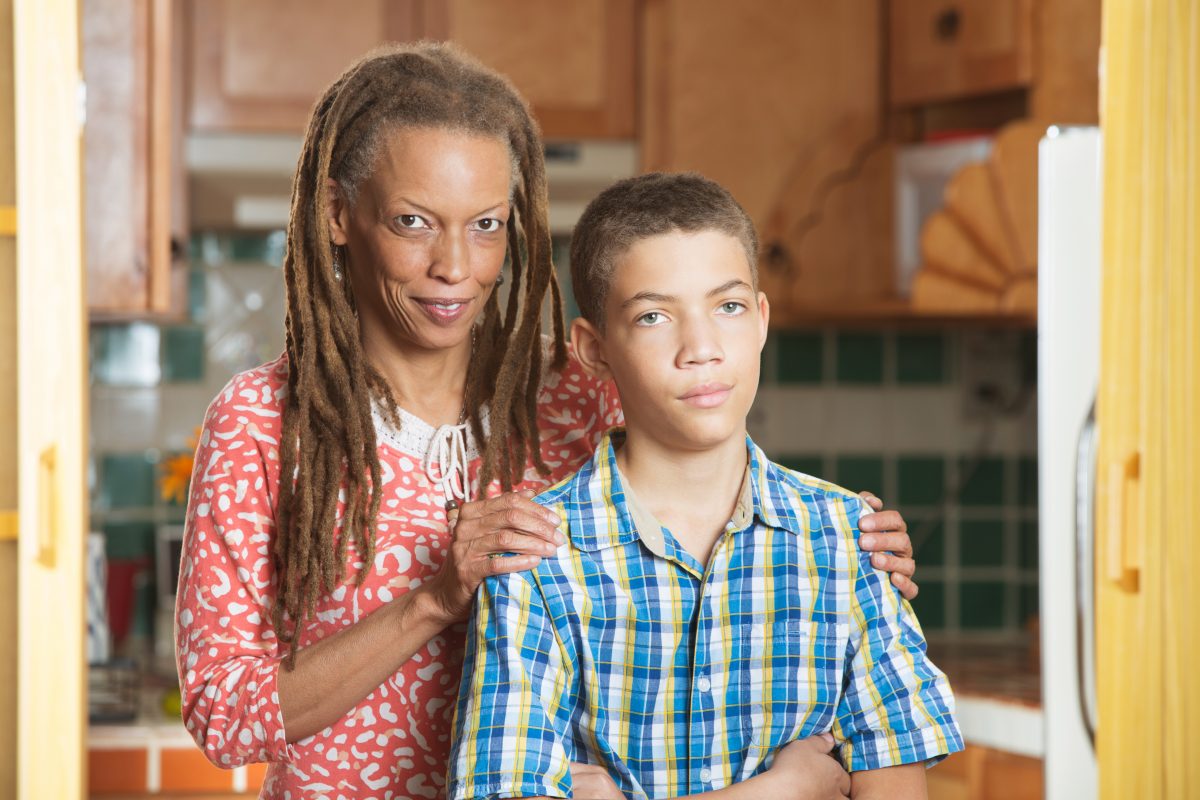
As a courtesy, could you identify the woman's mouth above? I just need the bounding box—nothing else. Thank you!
[415,298,473,325]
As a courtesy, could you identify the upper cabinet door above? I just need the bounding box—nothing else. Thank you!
[424,0,636,140]
[187,0,636,140]
[889,0,1034,107]
[188,0,424,132]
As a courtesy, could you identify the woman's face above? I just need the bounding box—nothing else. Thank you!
[328,126,513,354]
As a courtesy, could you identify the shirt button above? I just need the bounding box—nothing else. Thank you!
[700,767,712,783]
[696,676,711,693]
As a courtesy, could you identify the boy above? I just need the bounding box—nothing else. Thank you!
[448,173,962,799]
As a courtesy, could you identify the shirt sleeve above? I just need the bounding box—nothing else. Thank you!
[175,378,296,768]
[447,568,574,800]
[832,496,965,772]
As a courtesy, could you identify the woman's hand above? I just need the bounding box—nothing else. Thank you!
[570,762,626,800]
[421,489,564,625]
[857,492,919,600]
[760,735,851,800]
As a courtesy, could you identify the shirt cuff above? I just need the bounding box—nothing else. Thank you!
[257,657,299,763]
[841,723,965,772]
[447,779,569,800]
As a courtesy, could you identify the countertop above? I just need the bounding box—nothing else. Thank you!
[928,639,1045,758]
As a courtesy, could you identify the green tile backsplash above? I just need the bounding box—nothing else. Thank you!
[778,454,824,477]
[777,332,824,384]
[960,582,1007,630]
[897,456,945,506]
[959,456,1007,506]
[895,333,945,384]
[910,517,945,567]
[835,332,884,384]
[98,452,157,510]
[960,518,1006,567]
[835,456,884,496]
[161,326,206,382]
[911,580,946,630]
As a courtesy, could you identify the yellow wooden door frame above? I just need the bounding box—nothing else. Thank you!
[1096,1,1200,797]
[14,0,86,797]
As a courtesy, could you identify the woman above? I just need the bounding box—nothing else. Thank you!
[176,43,918,799]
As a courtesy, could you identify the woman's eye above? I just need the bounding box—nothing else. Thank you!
[636,311,665,326]
[473,218,505,232]
[396,214,426,229]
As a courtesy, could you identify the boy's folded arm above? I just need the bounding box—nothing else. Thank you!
[849,763,927,799]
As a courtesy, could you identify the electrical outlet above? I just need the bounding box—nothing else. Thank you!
[960,330,1026,419]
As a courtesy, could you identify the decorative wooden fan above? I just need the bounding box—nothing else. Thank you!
[910,120,1043,316]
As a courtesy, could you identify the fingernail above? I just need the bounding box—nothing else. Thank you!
[873,553,885,566]
[860,535,875,549]
[545,511,560,524]
[555,532,566,546]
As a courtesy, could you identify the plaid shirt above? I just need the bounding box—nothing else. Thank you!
[448,430,962,800]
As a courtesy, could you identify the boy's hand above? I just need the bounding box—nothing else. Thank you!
[762,735,851,799]
[569,762,626,799]
[857,492,919,600]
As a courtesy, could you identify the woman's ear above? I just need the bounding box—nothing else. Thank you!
[570,317,613,381]
[326,179,350,246]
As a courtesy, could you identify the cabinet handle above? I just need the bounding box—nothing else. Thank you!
[935,7,961,41]
[1074,402,1098,747]
[37,445,57,568]
[1105,451,1140,589]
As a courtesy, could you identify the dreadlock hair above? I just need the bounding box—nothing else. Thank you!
[273,41,567,664]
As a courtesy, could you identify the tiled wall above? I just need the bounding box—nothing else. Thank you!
[89,231,1038,652]
[750,328,1038,641]
[89,232,287,652]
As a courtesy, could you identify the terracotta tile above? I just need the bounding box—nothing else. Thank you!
[160,747,235,792]
[245,761,269,790]
[89,748,148,794]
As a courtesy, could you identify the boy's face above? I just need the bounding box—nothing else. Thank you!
[572,229,769,454]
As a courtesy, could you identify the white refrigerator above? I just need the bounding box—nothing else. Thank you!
[1037,125,1101,800]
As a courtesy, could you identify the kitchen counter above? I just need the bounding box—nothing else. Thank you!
[928,639,1044,758]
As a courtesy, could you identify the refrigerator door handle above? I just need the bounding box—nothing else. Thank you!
[1075,399,1099,748]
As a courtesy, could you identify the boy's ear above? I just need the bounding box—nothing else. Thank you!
[756,291,770,350]
[570,317,614,381]
[326,179,350,246]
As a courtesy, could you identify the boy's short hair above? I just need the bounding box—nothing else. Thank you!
[569,172,759,329]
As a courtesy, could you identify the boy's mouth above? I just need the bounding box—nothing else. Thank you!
[678,381,733,408]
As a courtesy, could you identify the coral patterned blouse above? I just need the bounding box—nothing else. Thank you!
[176,349,622,799]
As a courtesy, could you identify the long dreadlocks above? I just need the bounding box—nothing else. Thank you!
[273,42,567,663]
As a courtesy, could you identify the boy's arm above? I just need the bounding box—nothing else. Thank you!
[833,496,964,774]
[850,763,926,799]
[447,569,574,800]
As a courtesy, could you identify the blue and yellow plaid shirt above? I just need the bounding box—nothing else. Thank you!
[448,430,962,800]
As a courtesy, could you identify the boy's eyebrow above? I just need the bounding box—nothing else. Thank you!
[707,279,754,297]
[620,290,674,309]
[619,280,754,310]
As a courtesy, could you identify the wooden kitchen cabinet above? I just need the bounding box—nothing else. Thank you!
[84,0,187,317]
[641,0,896,322]
[889,0,1034,107]
[928,745,1043,800]
[187,0,636,140]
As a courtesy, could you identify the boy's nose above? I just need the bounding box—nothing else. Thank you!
[677,319,724,367]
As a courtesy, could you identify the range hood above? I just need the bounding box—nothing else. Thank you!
[187,133,638,234]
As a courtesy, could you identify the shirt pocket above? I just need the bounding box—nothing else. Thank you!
[740,619,849,758]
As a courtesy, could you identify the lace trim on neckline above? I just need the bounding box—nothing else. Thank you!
[370,399,488,462]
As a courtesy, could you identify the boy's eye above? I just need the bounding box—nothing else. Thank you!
[395,214,428,229]
[635,311,665,327]
[719,301,746,315]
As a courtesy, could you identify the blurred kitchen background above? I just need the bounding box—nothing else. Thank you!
[3,0,1199,798]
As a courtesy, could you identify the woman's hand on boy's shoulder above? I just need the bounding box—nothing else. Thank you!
[856,492,919,601]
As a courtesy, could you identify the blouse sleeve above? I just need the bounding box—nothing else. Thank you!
[175,370,297,767]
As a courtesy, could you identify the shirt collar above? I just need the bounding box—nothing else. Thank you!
[566,429,803,553]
